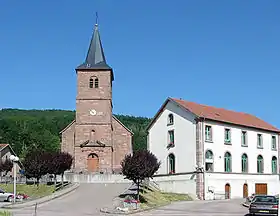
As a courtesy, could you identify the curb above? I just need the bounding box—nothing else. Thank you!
[2,183,80,209]
[100,202,172,215]
[100,184,174,215]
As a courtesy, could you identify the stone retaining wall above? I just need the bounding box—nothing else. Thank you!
[57,173,130,183]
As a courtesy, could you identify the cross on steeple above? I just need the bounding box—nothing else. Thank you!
[95,12,98,27]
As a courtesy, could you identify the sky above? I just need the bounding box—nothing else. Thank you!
[0,1,280,126]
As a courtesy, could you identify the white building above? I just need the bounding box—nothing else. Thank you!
[147,97,280,200]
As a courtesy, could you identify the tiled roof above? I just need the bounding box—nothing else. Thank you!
[0,144,8,150]
[171,98,280,133]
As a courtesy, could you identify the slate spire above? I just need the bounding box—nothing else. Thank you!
[76,22,112,71]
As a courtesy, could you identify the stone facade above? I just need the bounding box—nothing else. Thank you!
[112,116,133,172]
[61,116,133,173]
[195,120,204,200]
[60,24,133,173]
[61,120,75,158]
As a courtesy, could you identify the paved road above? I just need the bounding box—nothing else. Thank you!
[6,183,130,216]
[2,185,249,216]
[135,199,249,216]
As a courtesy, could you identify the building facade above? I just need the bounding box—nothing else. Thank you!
[147,97,280,200]
[0,144,22,177]
[60,24,133,174]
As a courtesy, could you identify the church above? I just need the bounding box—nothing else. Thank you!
[60,23,133,174]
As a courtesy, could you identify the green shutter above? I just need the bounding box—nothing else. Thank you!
[225,153,231,172]
[257,156,263,173]
[170,131,174,143]
[242,132,246,145]
[242,155,248,172]
[225,129,231,143]
[272,157,277,174]
[272,136,276,149]
[205,127,209,140]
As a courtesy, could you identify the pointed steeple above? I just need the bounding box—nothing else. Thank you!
[76,23,112,72]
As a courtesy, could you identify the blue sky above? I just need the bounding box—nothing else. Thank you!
[0,1,279,126]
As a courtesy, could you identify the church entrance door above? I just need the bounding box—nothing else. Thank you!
[87,153,99,172]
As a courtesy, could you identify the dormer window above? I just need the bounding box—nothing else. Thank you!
[168,114,174,125]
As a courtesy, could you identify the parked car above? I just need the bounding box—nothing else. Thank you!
[249,195,278,215]
[0,189,24,202]
[275,194,279,202]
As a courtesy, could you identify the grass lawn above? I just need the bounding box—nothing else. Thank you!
[0,184,55,199]
[139,186,193,209]
[0,211,11,216]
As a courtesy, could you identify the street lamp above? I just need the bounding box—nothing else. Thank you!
[9,155,19,203]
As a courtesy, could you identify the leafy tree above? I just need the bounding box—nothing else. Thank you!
[48,152,73,185]
[121,150,161,200]
[1,159,13,173]
[22,150,52,185]
[0,159,13,184]
[0,109,151,156]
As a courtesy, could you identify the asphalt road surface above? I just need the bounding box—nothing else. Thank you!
[2,184,248,216]
[135,198,248,216]
[5,183,130,216]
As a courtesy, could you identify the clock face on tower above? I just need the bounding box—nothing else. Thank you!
[89,109,97,116]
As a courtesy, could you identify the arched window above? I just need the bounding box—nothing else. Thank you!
[272,156,277,174]
[241,153,248,173]
[257,155,264,173]
[168,153,175,174]
[94,78,99,88]
[205,150,214,172]
[224,152,232,172]
[89,78,94,88]
[89,77,99,88]
[168,114,174,125]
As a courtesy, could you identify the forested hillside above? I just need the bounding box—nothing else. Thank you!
[0,109,151,159]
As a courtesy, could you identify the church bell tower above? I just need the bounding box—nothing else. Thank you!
[74,23,115,172]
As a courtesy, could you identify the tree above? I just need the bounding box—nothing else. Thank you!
[0,110,151,156]
[48,152,73,186]
[1,159,13,173]
[0,159,13,184]
[22,150,52,185]
[121,150,161,201]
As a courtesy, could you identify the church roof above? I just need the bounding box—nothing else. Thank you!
[76,24,113,77]
[112,115,134,134]
[59,116,133,135]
